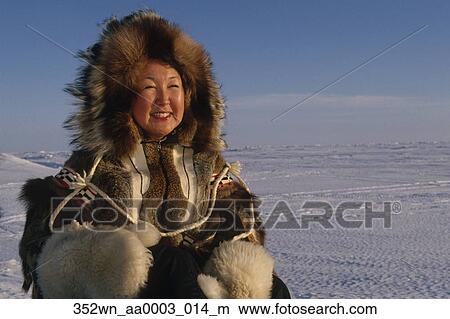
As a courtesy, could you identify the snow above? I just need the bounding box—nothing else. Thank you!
[0,153,56,298]
[1,142,449,298]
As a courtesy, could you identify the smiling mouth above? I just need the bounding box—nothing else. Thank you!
[151,112,172,119]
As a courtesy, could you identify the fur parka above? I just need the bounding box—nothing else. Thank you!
[19,10,274,299]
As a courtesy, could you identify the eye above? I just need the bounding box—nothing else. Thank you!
[144,85,156,90]
[168,84,180,89]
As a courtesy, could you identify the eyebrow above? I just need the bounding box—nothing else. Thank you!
[145,76,180,80]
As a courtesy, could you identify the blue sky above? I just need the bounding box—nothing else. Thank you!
[1,0,450,152]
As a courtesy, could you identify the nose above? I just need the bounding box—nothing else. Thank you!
[155,88,169,107]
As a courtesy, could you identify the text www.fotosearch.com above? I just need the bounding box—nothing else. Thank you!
[238,302,377,315]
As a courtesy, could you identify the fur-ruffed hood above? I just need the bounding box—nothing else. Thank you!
[64,10,226,159]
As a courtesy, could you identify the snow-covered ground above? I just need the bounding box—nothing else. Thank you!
[1,141,449,298]
[0,153,56,298]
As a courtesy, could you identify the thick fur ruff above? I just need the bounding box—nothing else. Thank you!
[36,221,154,298]
[64,10,226,158]
[199,241,274,298]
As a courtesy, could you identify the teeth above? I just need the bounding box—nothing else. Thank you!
[152,112,171,118]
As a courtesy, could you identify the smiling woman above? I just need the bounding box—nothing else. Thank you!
[18,10,290,299]
[132,60,185,141]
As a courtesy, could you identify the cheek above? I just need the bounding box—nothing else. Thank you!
[172,92,185,118]
[131,99,150,124]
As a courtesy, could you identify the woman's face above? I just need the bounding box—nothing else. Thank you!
[132,59,185,140]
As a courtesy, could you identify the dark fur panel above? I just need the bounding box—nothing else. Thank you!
[190,178,266,261]
[18,178,61,292]
[64,149,133,201]
[217,183,265,246]
[103,112,141,159]
[193,150,219,188]
[140,143,165,224]
[91,158,133,202]
[211,153,265,245]
[63,150,96,174]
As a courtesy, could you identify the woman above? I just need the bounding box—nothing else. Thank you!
[19,10,290,299]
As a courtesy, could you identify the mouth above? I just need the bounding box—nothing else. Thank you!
[150,111,172,119]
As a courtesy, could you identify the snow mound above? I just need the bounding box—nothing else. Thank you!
[0,153,55,184]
